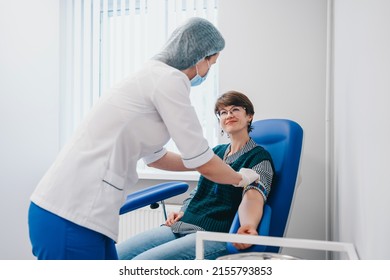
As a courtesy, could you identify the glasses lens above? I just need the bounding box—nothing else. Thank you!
[217,106,245,119]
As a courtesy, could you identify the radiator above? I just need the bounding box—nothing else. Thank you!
[117,204,181,244]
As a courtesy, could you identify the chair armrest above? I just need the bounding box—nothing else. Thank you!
[119,181,189,215]
[226,204,272,254]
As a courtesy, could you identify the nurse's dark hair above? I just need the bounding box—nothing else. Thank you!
[214,90,255,133]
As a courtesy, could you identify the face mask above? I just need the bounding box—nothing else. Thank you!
[190,60,210,87]
[190,71,208,87]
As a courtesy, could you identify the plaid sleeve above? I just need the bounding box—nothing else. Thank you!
[180,185,198,212]
[243,160,273,202]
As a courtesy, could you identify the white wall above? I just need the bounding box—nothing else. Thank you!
[0,0,60,259]
[332,0,390,259]
[218,0,327,259]
[0,0,329,259]
[5,0,388,261]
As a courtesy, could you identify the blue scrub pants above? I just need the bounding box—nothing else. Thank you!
[28,202,118,260]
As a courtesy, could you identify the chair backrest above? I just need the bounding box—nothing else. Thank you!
[227,119,303,254]
[251,119,303,240]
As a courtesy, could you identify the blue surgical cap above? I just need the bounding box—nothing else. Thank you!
[153,17,225,70]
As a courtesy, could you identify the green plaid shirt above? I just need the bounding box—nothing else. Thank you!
[178,139,274,233]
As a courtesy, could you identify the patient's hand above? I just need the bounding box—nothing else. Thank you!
[232,224,258,250]
[165,211,184,226]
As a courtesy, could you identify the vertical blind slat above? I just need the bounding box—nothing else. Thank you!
[101,0,109,94]
[73,0,81,127]
[91,0,101,105]
[82,0,92,117]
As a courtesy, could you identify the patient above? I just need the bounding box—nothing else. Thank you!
[116,90,274,260]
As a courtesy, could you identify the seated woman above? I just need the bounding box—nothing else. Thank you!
[116,90,274,260]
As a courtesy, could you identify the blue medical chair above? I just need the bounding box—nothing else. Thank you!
[226,119,304,254]
[119,118,303,256]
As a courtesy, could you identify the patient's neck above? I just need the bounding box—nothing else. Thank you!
[228,133,250,155]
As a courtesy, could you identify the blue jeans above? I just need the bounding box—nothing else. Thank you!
[28,202,118,260]
[116,225,229,260]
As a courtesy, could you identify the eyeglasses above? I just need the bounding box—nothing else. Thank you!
[216,106,246,119]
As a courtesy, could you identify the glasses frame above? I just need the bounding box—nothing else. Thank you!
[216,106,247,120]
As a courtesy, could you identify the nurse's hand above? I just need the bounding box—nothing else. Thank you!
[234,168,260,187]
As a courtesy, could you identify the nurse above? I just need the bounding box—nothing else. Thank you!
[28,17,260,260]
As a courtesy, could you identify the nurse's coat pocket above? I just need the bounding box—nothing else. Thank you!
[92,170,126,221]
[102,169,125,191]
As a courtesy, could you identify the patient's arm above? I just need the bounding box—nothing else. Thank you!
[232,189,264,250]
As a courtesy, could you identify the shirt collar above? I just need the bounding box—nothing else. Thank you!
[223,138,257,164]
